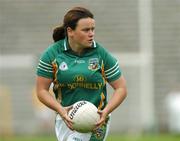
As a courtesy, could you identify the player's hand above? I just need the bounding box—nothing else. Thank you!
[59,106,74,130]
[95,110,108,128]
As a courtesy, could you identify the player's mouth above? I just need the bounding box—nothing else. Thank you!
[88,39,93,43]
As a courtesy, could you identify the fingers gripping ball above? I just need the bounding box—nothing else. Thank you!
[68,101,100,133]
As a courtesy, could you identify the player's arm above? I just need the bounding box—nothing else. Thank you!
[96,75,127,126]
[105,75,127,113]
[36,76,73,129]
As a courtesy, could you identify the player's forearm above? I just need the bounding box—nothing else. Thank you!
[37,89,65,115]
[104,87,127,115]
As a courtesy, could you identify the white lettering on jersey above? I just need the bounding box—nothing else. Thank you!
[75,59,85,64]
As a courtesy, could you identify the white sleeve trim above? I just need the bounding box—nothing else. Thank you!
[37,66,53,73]
[105,62,118,73]
[106,70,120,79]
[40,60,52,67]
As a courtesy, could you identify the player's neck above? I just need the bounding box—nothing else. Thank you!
[68,39,84,55]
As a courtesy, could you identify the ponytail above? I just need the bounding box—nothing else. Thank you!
[52,25,65,42]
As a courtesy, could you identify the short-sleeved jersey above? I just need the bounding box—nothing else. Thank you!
[36,38,122,110]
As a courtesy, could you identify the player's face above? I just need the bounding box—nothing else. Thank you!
[70,17,95,48]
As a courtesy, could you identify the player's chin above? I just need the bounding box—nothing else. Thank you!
[85,42,93,47]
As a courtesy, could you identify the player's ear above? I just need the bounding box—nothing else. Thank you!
[67,27,74,37]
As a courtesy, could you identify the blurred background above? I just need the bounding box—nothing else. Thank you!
[1,0,180,140]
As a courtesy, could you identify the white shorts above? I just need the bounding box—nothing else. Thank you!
[55,114,110,141]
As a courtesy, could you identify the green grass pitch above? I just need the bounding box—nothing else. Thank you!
[1,134,180,141]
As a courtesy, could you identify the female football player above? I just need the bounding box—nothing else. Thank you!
[36,6,127,141]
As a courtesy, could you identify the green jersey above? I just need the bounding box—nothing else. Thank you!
[37,38,122,110]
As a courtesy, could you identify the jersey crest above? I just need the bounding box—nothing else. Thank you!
[88,58,99,71]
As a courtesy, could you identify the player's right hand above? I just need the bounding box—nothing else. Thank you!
[59,106,74,130]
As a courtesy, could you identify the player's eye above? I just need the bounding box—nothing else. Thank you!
[82,28,90,32]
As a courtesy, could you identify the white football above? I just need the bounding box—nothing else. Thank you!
[68,100,100,133]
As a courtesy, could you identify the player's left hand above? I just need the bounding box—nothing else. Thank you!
[95,109,108,128]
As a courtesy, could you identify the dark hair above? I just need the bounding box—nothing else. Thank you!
[53,7,94,42]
